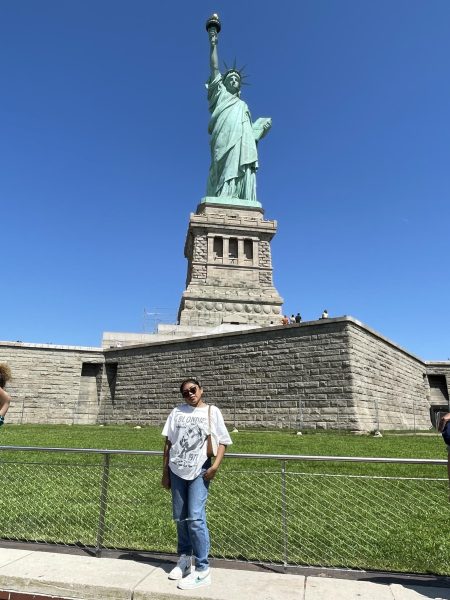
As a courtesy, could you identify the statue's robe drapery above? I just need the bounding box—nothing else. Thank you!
[206,73,258,201]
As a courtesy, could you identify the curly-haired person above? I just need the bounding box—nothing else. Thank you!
[0,364,12,426]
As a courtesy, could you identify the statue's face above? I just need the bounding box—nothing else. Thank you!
[224,73,241,94]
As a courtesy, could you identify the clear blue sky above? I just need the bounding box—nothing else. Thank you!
[1,1,449,360]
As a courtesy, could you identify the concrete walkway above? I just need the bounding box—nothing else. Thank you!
[0,548,448,600]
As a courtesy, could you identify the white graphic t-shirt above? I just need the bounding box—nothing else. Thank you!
[162,404,232,480]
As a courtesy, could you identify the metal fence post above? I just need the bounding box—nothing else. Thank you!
[297,397,303,432]
[374,397,380,433]
[20,398,25,424]
[281,460,288,569]
[96,453,110,557]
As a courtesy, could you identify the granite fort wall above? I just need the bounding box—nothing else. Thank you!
[0,318,439,430]
[346,323,430,430]
[0,342,104,424]
[104,317,431,431]
[104,319,356,429]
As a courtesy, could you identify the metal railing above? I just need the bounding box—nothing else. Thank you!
[0,445,448,574]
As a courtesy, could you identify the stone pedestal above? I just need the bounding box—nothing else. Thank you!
[178,200,283,327]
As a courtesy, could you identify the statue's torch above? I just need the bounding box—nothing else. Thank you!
[206,13,221,38]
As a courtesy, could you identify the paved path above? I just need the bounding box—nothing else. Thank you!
[0,548,448,600]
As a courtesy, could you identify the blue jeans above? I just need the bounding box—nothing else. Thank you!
[169,460,211,571]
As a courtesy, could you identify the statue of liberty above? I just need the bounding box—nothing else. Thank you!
[205,14,271,204]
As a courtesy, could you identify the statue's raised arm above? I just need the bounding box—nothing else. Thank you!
[207,14,220,81]
[204,14,271,205]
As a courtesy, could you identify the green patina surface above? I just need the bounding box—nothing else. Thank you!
[199,196,262,209]
[205,15,271,205]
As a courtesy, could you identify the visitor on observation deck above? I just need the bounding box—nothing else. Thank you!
[320,309,329,319]
[0,364,12,427]
[161,378,232,590]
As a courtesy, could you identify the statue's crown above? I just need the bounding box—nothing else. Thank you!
[223,61,249,85]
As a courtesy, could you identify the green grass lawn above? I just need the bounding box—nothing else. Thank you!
[1,423,446,457]
[0,425,448,575]
[0,424,445,476]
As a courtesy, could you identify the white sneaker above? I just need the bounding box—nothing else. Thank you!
[177,567,211,590]
[168,554,192,580]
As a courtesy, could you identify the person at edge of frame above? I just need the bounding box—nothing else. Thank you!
[0,364,12,426]
[438,412,450,501]
[161,377,232,590]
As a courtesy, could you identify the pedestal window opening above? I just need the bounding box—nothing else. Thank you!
[213,237,223,262]
[229,238,238,263]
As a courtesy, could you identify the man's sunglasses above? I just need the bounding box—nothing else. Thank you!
[181,386,197,398]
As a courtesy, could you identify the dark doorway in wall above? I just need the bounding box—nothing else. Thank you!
[106,363,118,404]
[75,363,102,424]
[428,374,449,428]
[428,375,449,404]
[81,363,102,379]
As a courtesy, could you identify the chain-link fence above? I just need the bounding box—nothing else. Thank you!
[0,446,448,575]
